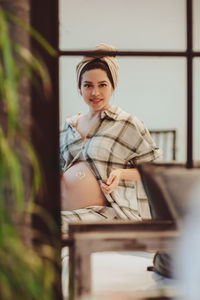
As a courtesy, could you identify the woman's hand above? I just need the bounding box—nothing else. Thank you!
[101,169,122,194]
[101,168,141,194]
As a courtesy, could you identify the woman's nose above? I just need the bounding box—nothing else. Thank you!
[92,86,99,96]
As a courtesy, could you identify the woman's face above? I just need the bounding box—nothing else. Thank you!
[80,69,114,112]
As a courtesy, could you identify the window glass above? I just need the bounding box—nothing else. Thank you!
[59,0,186,51]
[194,58,200,161]
[193,0,200,50]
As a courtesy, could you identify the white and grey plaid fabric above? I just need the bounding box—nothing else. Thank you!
[60,105,161,229]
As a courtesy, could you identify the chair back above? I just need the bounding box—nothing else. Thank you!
[149,129,176,161]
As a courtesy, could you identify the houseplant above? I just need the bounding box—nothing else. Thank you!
[0,7,59,299]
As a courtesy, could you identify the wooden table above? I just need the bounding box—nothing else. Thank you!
[62,220,178,300]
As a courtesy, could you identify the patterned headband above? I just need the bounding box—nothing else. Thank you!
[76,43,119,89]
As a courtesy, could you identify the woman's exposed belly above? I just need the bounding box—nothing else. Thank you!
[61,161,107,211]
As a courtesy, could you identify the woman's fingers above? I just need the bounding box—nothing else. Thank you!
[101,179,117,194]
[101,183,112,194]
[106,173,115,185]
[101,170,121,193]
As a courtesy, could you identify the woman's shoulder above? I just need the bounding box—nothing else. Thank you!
[112,106,147,131]
[111,105,138,122]
[108,105,131,120]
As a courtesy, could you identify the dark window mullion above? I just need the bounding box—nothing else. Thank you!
[30,0,62,299]
[59,50,188,57]
[186,0,193,168]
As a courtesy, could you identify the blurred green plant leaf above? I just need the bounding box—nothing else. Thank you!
[0,7,59,300]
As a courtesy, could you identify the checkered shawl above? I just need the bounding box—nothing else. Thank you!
[60,105,161,223]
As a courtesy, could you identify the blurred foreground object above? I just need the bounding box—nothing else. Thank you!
[174,185,200,300]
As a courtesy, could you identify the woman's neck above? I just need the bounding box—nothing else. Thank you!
[87,105,110,119]
[87,109,101,120]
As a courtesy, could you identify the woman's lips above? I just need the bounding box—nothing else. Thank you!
[90,98,102,103]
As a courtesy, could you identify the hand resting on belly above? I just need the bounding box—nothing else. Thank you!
[61,161,107,211]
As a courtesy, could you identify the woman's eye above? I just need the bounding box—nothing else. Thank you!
[99,83,106,87]
[84,84,92,88]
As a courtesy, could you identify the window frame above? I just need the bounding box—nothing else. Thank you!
[30,0,198,299]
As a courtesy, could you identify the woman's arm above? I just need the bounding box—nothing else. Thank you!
[101,168,141,194]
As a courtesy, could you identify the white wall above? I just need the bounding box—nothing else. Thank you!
[59,0,200,162]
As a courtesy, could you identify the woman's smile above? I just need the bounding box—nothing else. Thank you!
[90,97,103,103]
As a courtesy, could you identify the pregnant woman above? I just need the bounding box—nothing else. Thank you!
[60,43,161,233]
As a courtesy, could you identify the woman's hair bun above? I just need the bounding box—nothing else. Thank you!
[95,43,117,56]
